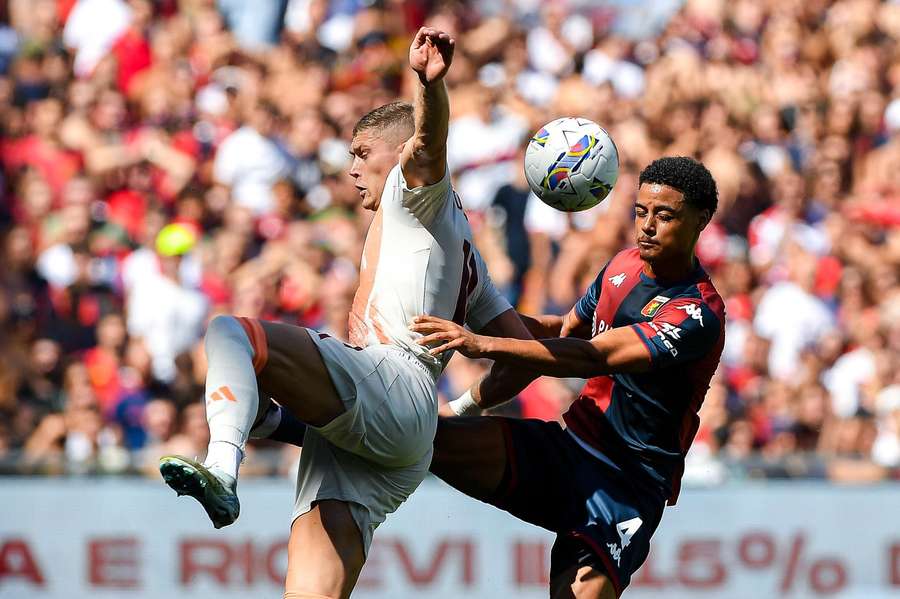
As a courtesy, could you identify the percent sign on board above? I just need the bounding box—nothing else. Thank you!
[737,532,847,594]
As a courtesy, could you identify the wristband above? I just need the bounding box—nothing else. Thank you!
[448,389,481,416]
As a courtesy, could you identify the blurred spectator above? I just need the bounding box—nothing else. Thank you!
[218,0,287,51]
[213,100,292,214]
[126,223,206,383]
[754,246,835,380]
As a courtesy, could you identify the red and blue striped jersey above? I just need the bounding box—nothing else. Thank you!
[564,248,725,505]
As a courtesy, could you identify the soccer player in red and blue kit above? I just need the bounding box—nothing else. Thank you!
[411,156,725,598]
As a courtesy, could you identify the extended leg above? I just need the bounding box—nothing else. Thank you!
[253,320,345,426]
[429,416,509,500]
[201,315,268,476]
[284,500,365,599]
[161,316,346,527]
[159,315,267,527]
[200,315,346,469]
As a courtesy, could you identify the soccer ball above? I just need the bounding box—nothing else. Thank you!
[524,117,619,212]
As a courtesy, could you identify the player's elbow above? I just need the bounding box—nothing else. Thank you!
[589,328,653,374]
[411,139,445,167]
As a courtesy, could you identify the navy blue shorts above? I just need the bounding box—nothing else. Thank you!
[487,418,665,597]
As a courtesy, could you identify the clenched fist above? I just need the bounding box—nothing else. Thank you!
[409,27,455,85]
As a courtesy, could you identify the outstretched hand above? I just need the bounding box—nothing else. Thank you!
[410,315,487,358]
[409,27,455,84]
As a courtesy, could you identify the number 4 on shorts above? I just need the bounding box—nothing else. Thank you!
[616,517,643,549]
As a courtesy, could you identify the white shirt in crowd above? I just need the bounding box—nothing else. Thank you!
[749,208,830,268]
[823,347,877,418]
[126,270,207,383]
[63,0,132,77]
[213,125,292,215]
[447,111,528,211]
[120,247,202,292]
[753,281,834,380]
[872,385,900,467]
[523,189,605,240]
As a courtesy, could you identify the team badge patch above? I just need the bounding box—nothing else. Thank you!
[641,295,670,317]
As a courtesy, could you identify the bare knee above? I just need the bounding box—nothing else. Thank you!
[285,502,365,599]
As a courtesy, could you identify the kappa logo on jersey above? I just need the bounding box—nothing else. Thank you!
[607,517,643,567]
[609,272,627,287]
[606,543,622,567]
[656,322,682,340]
[641,295,670,317]
[676,303,705,327]
[648,322,681,357]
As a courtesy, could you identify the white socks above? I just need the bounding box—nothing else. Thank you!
[202,316,262,480]
[204,442,242,479]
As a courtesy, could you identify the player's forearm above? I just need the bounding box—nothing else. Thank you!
[517,313,564,338]
[411,77,449,166]
[473,361,538,410]
[481,336,608,379]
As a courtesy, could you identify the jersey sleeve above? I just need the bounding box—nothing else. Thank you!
[394,163,451,227]
[465,251,513,331]
[630,299,722,369]
[574,264,608,323]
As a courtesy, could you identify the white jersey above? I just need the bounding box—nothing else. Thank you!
[349,163,511,377]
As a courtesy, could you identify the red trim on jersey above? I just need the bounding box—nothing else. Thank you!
[668,278,726,504]
[563,396,609,453]
[592,249,644,331]
[629,323,658,366]
[581,374,614,413]
[566,249,644,456]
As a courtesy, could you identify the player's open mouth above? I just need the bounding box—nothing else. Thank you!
[356,186,367,198]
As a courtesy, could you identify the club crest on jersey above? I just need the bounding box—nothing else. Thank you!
[641,295,670,317]
[609,272,627,287]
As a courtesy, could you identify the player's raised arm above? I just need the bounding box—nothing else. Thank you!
[400,27,454,189]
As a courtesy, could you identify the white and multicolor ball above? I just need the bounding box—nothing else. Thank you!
[524,117,619,212]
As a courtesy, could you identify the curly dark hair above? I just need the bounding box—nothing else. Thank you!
[638,156,718,215]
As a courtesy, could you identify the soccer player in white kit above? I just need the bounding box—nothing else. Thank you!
[159,27,531,598]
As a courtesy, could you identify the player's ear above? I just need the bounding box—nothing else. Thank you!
[698,208,711,231]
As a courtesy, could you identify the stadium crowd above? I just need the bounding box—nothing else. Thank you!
[0,0,898,482]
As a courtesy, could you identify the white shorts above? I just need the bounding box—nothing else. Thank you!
[292,330,438,553]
